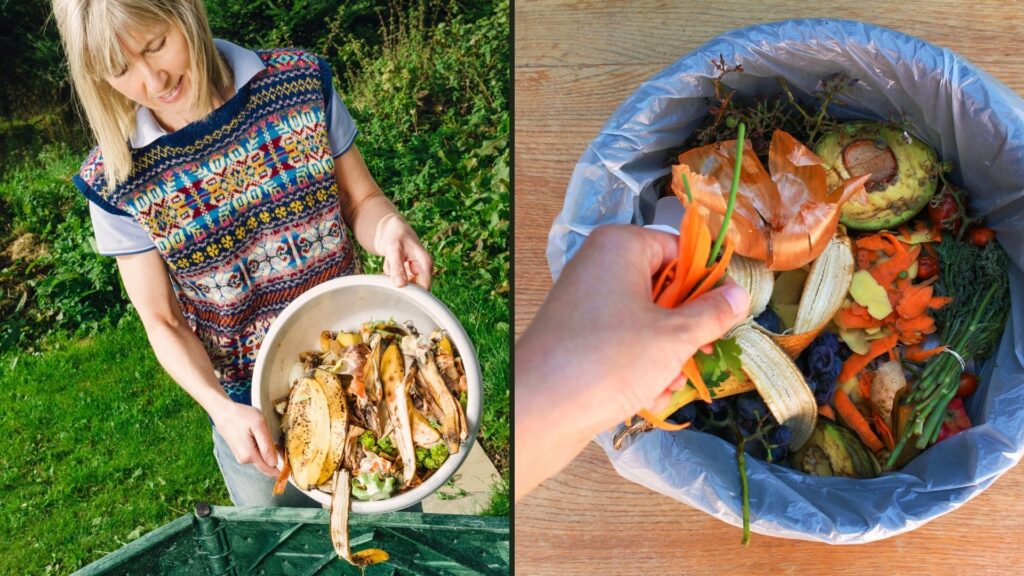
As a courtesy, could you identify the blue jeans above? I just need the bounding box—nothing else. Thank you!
[211,426,422,511]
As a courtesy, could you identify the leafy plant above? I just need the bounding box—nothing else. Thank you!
[0,144,130,352]
[0,0,72,119]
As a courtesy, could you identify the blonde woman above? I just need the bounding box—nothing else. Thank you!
[52,0,433,506]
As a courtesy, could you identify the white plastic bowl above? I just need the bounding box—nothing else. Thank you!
[252,274,482,513]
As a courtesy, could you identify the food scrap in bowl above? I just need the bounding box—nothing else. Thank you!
[274,319,469,566]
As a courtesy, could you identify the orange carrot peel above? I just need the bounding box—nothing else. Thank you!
[835,388,885,453]
[640,126,750,430]
[637,408,691,431]
[818,404,836,420]
[874,411,896,451]
[273,450,291,496]
[838,333,899,383]
[651,202,734,407]
[903,344,945,363]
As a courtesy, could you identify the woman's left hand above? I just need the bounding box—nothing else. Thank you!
[376,213,433,289]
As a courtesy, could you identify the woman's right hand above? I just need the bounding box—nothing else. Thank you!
[116,250,281,477]
[210,402,280,477]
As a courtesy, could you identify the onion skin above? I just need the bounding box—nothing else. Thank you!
[671,130,869,271]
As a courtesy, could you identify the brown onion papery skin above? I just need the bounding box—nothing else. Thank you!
[670,130,869,271]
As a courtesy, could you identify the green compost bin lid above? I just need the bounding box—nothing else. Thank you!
[73,505,509,575]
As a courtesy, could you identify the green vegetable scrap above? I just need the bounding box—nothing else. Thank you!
[933,235,1011,355]
[376,434,397,457]
[351,471,395,501]
[359,430,377,452]
[695,337,747,394]
[358,429,398,457]
[415,444,450,470]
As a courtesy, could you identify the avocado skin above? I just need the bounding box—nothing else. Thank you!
[815,123,938,231]
[791,420,880,478]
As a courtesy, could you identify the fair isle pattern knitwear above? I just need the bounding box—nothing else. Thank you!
[73,48,356,405]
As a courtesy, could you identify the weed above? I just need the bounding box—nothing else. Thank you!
[480,472,509,516]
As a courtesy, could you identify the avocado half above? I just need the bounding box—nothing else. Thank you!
[815,123,938,231]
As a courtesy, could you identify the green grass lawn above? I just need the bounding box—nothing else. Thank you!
[0,315,228,573]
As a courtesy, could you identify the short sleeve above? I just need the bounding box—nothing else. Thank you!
[316,56,358,157]
[326,87,358,157]
[87,200,156,256]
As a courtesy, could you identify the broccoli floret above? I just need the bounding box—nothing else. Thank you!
[351,472,395,501]
[359,430,377,452]
[415,443,450,470]
[459,390,468,412]
[376,434,397,456]
[359,430,399,457]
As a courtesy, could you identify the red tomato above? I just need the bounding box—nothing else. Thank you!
[966,226,996,247]
[956,372,978,398]
[928,193,962,232]
[916,254,939,280]
[937,397,973,442]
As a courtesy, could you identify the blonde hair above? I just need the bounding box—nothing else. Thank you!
[52,0,232,191]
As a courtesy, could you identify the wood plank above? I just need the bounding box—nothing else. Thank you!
[515,443,1024,575]
[515,66,654,337]
[513,173,560,337]
[515,0,1024,94]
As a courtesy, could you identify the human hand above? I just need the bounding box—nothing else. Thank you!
[514,225,750,501]
[375,213,433,290]
[210,402,279,477]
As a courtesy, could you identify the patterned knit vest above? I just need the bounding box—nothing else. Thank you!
[73,48,357,405]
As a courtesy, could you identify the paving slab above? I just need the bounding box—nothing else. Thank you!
[421,441,501,514]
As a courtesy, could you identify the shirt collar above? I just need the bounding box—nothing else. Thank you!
[129,39,264,149]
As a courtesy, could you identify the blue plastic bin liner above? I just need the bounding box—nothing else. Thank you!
[546,18,1024,543]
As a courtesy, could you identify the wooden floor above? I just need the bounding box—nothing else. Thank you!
[514,1,1024,573]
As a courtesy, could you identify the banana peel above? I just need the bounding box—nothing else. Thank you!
[727,254,774,317]
[416,351,466,455]
[730,323,818,450]
[313,369,349,486]
[770,234,855,358]
[286,377,332,490]
[357,341,383,436]
[434,331,468,394]
[410,406,443,447]
[381,342,417,487]
[330,469,389,567]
